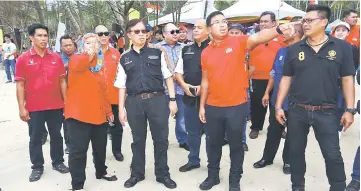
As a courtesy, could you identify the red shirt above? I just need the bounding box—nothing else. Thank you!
[201,35,249,107]
[15,48,66,112]
[103,47,121,105]
[345,25,360,49]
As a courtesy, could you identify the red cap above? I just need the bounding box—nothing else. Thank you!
[179,26,187,31]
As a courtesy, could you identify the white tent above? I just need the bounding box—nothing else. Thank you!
[223,0,305,19]
[149,0,218,26]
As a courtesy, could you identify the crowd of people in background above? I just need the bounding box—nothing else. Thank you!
[0,3,359,191]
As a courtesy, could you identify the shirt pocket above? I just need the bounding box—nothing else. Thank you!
[147,59,162,76]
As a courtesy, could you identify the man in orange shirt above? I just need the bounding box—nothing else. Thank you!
[199,11,296,190]
[117,32,125,54]
[95,25,124,162]
[65,33,117,191]
[249,11,284,139]
[344,9,360,49]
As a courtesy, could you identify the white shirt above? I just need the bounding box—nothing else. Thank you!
[3,42,17,60]
[174,54,184,74]
[114,52,172,88]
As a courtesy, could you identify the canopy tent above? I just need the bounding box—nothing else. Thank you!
[223,0,305,20]
[149,0,218,26]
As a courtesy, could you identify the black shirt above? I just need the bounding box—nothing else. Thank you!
[119,44,166,96]
[283,36,356,105]
[181,39,210,106]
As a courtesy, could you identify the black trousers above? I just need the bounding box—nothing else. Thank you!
[43,119,69,146]
[205,103,248,184]
[27,109,65,169]
[288,103,346,191]
[110,104,123,155]
[125,94,170,178]
[250,79,271,131]
[262,105,289,164]
[67,118,108,190]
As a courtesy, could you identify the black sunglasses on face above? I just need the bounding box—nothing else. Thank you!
[97,32,109,36]
[131,30,147,34]
[169,30,180,35]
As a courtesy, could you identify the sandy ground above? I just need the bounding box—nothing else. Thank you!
[0,71,359,191]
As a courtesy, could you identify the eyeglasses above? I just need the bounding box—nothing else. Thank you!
[97,32,109,36]
[301,17,324,24]
[166,30,180,35]
[211,20,228,26]
[130,30,147,34]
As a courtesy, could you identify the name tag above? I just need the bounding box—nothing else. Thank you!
[184,52,194,55]
[148,55,159,59]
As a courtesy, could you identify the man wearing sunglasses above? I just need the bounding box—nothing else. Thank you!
[199,11,298,191]
[114,19,178,189]
[276,5,356,191]
[159,23,189,151]
[95,25,124,162]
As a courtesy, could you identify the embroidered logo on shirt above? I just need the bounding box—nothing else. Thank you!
[124,57,132,65]
[184,47,194,55]
[51,61,57,65]
[298,52,305,61]
[28,59,37,65]
[326,50,337,60]
[225,48,233,54]
[279,56,283,60]
[352,37,357,41]
[148,55,159,59]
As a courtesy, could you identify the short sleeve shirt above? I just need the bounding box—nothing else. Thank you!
[15,48,66,112]
[3,42,17,60]
[201,35,249,107]
[283,36,355,105]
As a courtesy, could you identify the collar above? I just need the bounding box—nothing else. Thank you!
[61,52,73,59]
[210,35,229,48]
[30,47,52,56]
[300,34,335,47]
[159,40,182,47]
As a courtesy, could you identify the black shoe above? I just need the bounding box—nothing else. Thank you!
[229,183,241,191]
[156,176,177,189]
[253,159,273,168]
[29,169,43,182]
[124,176,145,188]
[222,139,228,146]
[243,143,249,151]
[346,179,360,191]
[199,177,220,190]
[114,153,124,162]
[249,130,259,139]
[65,147,69,154]
[283,163,291,174]
[52,163,69,174]
[96,174,118,181]
[179,163,200,172]
[179,143,190,151]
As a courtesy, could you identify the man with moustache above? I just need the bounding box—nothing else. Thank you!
[15,23,69,182]
[343,9,360,49]
[175,19,210,172]
[95,25,124,162]
[199,11,296,191]
[248,11,284,139]
[114,19,178,189]
[159,23,189,151]
[253,23,304,174]
[276,5,356,191]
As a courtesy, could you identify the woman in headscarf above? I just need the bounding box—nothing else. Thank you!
[65,33,117,191]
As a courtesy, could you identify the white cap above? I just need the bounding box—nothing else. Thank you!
[334,22,351,31]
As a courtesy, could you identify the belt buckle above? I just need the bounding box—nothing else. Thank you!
[141,93,149,99]
[305,105,313,111]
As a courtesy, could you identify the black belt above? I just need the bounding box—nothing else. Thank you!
[297,104,334,111]
[135,92,164,99]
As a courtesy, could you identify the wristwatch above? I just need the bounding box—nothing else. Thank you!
[345,108,357,115]
[169,97,176,101]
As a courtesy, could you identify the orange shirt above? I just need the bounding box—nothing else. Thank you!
[103,47,121,105]
[345,25,360,49]
[118,37,125,48]
[65,54,112,125]
[201,35,249,107]
[249,39,283,80]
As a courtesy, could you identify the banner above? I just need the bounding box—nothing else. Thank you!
[0,29,3,46]
[55,22,66,53]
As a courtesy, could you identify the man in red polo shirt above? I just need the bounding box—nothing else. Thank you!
[95,25,124,162]
[15,23,69,182]
[198,11,297,191]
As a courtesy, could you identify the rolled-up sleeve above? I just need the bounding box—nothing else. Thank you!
[114,63,127,88]
[174,54,184,74]
[161,52,172,79]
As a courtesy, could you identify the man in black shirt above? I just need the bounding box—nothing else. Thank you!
[114,19,178,189]
[175,19,210,172]
[275,5,356,191]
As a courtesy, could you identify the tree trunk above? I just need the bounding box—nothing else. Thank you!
[76,1,86,33]
[33,1,45,25]
[63,2,81,34]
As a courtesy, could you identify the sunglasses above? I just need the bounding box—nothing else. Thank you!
[97,32,109,36]
[131,30,147,34]
[168,30,180,35]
